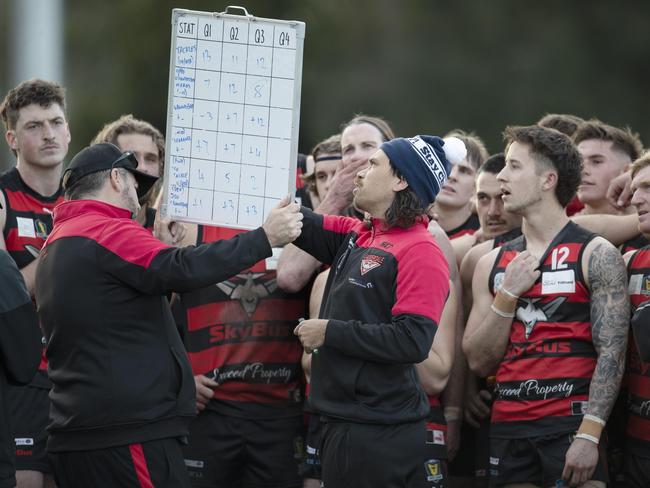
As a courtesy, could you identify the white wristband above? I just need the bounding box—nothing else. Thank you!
[575,432,599,445]
[583,414,606,426]
[444,407,462,421]
[491,303,515,319]
[500,287,519,300]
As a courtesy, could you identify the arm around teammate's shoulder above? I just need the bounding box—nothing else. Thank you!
[572,213,639,246]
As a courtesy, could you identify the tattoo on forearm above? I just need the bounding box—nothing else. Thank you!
[588,242,629,419]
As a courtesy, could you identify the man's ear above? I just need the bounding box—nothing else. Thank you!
[541,170,558,192]
[109,168,123,192]
[393,177,409,192]
[5,130,17,151]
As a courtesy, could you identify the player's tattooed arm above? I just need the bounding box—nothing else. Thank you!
[587,241,629,420]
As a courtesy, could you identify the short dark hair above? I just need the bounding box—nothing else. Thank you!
[504,125,582,208]
[1,79,66,131]
[383,162,427,229]
[63,168,113,201]
[573,119,643,162]
[341,114,395,142]
[445,129,489,171]
[537,113,584,137]
[477,153,505,176]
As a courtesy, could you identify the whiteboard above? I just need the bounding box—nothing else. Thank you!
[161,6,305,229]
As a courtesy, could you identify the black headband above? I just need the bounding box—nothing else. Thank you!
[314,155,341,163]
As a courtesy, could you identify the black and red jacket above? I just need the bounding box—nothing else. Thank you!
[293,208,449,424]
[0,250,41,488]
[626,245,650,457]
[177,225,307,419]
[35,200,272,451]
[488,222,597,438]
[0,167,62,388]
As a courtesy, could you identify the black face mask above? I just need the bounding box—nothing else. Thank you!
[632,301,650,362]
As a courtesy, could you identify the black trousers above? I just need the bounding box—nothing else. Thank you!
[49,437,190,488]
[320,419,425,488]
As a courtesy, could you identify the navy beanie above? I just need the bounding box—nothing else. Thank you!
[380,135,467,205]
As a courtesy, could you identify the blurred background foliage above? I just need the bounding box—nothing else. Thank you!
[1,0,650,169]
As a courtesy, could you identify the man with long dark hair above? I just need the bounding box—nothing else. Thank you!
[293,134,465,487]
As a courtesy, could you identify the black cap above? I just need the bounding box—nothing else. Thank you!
[62,143,159,198]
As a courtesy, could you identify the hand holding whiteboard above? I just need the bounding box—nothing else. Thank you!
[161,6,305,230]
[262,194,303,247]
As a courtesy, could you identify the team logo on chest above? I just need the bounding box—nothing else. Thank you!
[216,272,277,317]
[360,254,384,275]
[516,297,566,339]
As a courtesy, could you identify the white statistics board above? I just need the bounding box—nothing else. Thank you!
[161,6,305,229]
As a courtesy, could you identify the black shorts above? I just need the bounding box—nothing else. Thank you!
[449,422,491,480]
[48,437,189,488]
[414,413,449,488]
[320,419,425,488]
[182,411,303,488]
[8,385,50,473]
[300,414,322,480]
[624,451,650,488]
[489,432,608,487]
[303,414,448,486]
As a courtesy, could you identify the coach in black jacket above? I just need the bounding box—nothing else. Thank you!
[0,250,41,488]
[35,143,302,487]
